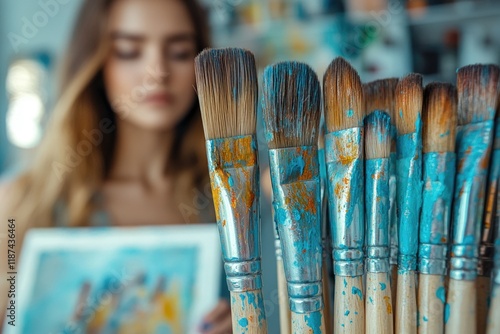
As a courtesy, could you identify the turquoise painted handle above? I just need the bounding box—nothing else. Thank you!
[230,290,267,333]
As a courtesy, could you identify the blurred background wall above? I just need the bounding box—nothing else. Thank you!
[1,0,500,332]
[2,0,500,174]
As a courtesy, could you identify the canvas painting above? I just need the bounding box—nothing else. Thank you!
[4,225,221,334]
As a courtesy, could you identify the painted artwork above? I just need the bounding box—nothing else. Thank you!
[4,225,221,334]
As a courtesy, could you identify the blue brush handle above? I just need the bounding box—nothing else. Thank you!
[269,146,323,315]
[365,158,390,273]
[325,127,365,277]
[451,120,494,281]
[397,130,423,272]
[419,152,456,275]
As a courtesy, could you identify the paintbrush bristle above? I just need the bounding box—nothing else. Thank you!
[422,83,458,153]
[323,57,364,132]
[364,78,399,123]
[195,48,258,140]
[456,64,500,126]
[365,110,391,160]
[262,62,321,149]
[395,73,423,135]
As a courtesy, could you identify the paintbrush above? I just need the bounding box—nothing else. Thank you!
[319,124,333,334]
[323,57,365,334]
[364,78,399,308]
[195,48,267,333]
[394,73,423,334]
[364,110,394,334]
[417,83,457,334]
[262,61,325,333]
[447,64,499,334]
[486,91,500,334]
[478,90,500,334]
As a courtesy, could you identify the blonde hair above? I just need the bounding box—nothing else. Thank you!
[6,0,212,231]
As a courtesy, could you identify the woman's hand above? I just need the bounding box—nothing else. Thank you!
[199,299,232,334]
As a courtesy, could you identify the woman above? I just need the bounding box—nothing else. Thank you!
[0,0,231,332]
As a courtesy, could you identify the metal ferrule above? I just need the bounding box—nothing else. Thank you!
[206,135,262,292]
[365,158,390,273]
[325,127,365,277]
[479,121,500,276]
[389,149,398,266]
[419,152,456,275]
[268,146,323,314]
[397,128,423,272]
[451,120,494,281]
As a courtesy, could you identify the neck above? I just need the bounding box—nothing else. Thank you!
[108,119,176,185]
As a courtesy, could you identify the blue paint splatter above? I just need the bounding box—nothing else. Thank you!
[440,130,450,138]
[238,318,249,327]
[346,109,354,118]
[239,294,246,310]
[344,279,348,288]
[352,287,363,300]
[342,291,346,296]
[305,311,323,333]
[423,316,428,322]
[380,283,387,291]
[344,310,350,316]
[369,297,374,304]
[444,303,450,324]
[436,287,446,303]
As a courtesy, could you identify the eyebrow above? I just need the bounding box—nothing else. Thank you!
[111,31,196,44]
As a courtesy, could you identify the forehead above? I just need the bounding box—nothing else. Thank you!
[107,0,196,37]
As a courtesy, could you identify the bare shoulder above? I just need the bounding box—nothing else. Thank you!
[0,179,15,213]
[0,179,14,197]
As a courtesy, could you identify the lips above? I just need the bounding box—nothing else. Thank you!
[143,92,173,105]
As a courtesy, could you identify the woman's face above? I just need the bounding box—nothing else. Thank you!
[104,0,197,131]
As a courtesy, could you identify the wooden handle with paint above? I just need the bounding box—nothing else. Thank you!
[334,276,365,333]
[477,276,491,334]
[230,290,267,333]
[366,272,393,334]
[322,261,332,334]
[487,284,500,334]
[418,274,445,334]
[391,265,398,328]
[445,279,476,334]
[291,310,326,333]
[277,259,291,334]
[396,270,417,334]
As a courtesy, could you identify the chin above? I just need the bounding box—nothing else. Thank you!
[125,107,188,132]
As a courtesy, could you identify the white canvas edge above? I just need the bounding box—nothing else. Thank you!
[3,224,222,334]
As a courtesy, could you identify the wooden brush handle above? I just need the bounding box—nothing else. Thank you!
[277,259,291,334]
[477,276,491,334]
[291,310,326,333]
[230,290,267,333]
[391,265,398,329]
[366,272,393,334]
[418,274,445,334]
[334,276,365,333]
[445,279,476,334]
[487,284,500,334]
[396,270,417,334]
[322,261,332,334]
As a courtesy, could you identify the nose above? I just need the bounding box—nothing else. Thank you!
[147,47,169,85]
